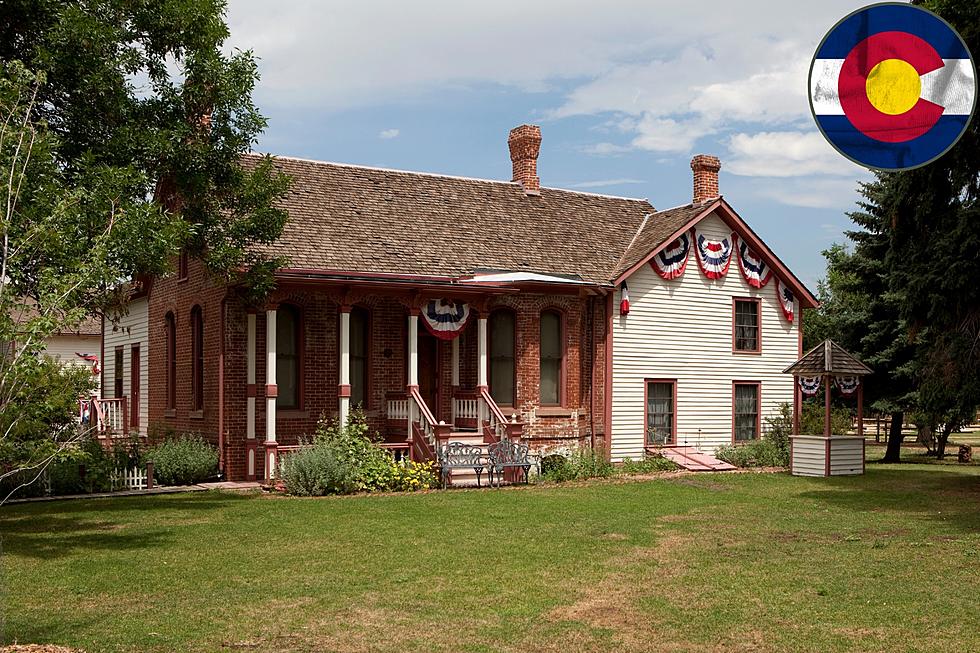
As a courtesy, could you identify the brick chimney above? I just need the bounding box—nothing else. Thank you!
[690,154,721,204]
[508,124,542,195]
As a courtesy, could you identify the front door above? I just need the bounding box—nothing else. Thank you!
[418,332,439,415]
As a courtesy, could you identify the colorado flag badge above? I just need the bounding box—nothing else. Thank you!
[809,3,976,170]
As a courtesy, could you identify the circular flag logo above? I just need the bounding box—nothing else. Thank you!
[809,3,977,171]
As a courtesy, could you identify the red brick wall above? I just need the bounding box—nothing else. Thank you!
[691,154,721,204]
[148,275,612,480]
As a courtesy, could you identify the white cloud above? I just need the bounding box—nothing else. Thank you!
[726,131,866,178]
[378,128,400,139]
[565,178,645,189]
[750,177,867,210]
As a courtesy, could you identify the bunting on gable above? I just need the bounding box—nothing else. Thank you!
[694,231,734,279]
[736,236,773,289]
[420,299,470,340]
[650,233,691,280]
[776,278,795,324]
[834,376,860,396]
[799,376,823,396]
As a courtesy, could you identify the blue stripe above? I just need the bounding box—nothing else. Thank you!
[816,114,969,169]
[816,4,970,59]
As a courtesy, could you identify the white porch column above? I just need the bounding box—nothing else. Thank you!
[339,306,351,428]
[246,311,257,480]
[477,314,488,424]
[264,306,278,479]
[408,310,419,387]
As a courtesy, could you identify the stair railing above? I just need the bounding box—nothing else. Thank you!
[478,387,523,444]
[407,386,450,462]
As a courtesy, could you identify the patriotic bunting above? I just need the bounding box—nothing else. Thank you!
[76,352,101,376]
[620,282,630,316]
[694,231,734,279]
[799,376,823,396]
[651,233,691,280]
[776,278,795,324]
[834,376,860,396]
[736,236,773,288]
[420,299,470,340]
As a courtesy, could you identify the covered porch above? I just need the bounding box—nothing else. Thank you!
[239,273,525,480]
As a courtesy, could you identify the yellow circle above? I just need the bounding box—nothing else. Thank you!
[866,59,921,115]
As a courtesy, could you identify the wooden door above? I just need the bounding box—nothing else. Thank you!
[418,333,439,415]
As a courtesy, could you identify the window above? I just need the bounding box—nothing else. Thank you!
[733,299,761,352]
[276,305,301,410]
[734,383,760,441]
[130,344,141,429]
[539,310,563,405]
[645,381,675,445]
[350,307,369,408]
[113,346,124,398]
[165,312,176,410]
[177,249,189,280]
[190,306,204,411]
[489,309,515,405]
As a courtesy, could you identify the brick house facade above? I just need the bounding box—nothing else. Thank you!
[130,124,817,481]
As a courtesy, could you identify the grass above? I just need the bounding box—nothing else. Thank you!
[1,465,979,652]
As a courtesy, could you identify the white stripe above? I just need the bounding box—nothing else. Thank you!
[811,58,976,115]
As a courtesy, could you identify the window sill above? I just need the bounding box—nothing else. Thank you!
[164,409,176,418]
[537,407,573,418]
[732,350,762,356]
[189,410,204,420]
[277,409,310,419]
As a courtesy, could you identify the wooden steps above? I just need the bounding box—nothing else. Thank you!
[440,432,490,488]
[659,446,737,472]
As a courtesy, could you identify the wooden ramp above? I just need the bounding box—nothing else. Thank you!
[659,447,737,472]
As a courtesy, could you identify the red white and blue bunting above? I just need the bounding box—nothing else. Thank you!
[694,230,734,280]
[620,281,630,316]
[420,299,470,340]
[799,376,822,396]
[651,233,691,280]
[75,352,101,376]
[736,237,773,289]
[776,278,795,324]
[834,375,860,396]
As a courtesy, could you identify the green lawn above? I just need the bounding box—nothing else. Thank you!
[2,465,979,653]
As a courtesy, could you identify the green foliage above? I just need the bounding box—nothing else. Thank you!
[800,401,854,437]
[145,436,218,486]
[540,447,614,482]
[279,411,437,495]
[619,455,678,474]
[716,403,795,468]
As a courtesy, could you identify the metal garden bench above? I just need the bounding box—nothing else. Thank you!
[487,440,532,487]
[437,442,486,488]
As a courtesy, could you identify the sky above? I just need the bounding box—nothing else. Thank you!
[224,0,881,290]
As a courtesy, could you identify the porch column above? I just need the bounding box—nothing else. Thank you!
[264,306,278,479]
[792,377,800,436]
[450,337,460,423]
[856,381,864,438]
[339,306,351,428]
[408,310,419,388]
[477,314,488,424]
[246,310,257,480]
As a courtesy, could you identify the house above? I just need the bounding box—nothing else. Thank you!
[11,303,102,393]
[105,124,817,481]
[100,288,150,436]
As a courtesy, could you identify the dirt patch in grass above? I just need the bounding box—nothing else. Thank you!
[1,646,84,653]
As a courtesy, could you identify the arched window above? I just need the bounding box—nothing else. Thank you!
[165,312,176,410]
[190,306,204,411]
[489,309,516,406]
[350,307,370,407]
[276,305,302,409]
[540,310,563,406]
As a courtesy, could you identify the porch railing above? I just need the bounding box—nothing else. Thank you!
[479,387,522,444]
[452,391,480,429]
[79,397,128,437]
[407,386,450,463]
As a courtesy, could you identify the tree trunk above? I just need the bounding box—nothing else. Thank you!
[936,423,953,460]
[882,411,905,462]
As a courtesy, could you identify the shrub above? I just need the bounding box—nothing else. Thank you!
[620,455,678,474]
[715,439,787,468]
[145,436,218,486]
[801,401,853,436]
[280,410,438,495]
[541,446,614,482]
[280,444,353,496]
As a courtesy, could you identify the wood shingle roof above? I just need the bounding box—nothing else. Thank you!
[783,340,873,377]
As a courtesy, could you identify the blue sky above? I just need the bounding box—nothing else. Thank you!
[225,0,879,289]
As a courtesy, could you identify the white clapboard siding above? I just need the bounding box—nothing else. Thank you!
[791,436,864,476]
[103,297,149,435]
[43,334,103,393]
[611,211,800,461]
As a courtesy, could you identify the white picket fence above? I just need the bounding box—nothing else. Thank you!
[114,466,148,491]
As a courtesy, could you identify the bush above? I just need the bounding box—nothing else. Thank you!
[279,410,438,495]
[715,403,794,469]
[801,401,853,435]
[620,455,678,474]
[145,436,218,486]
[541,446,614,482]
